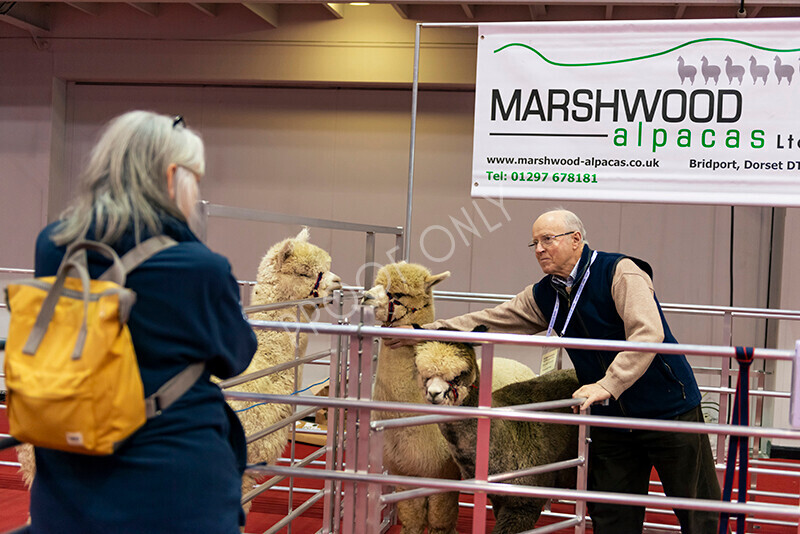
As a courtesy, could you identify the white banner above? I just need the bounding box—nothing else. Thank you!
[472,19,800,206]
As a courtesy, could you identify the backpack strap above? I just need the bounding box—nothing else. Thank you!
[100,235,178,281]
[112,236,203,419]
[144,362,206,418]
[23,241,124,358]
[91,236,178,324]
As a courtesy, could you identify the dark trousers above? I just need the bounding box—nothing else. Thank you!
[587,405,721,534]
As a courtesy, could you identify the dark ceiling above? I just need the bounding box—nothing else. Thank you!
[2,0,799,38]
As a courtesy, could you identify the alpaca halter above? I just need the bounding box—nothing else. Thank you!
[384,292,430,326]
[446,378,477,403]
[308,272,324,298]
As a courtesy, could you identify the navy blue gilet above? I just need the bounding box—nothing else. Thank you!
[533,245,701,420]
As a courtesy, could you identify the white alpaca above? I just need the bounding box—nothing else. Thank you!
[724,55,745,85]
[226,228,341,513]
[700,56,721,85]
[361,262,535,534]
[416,341,579,534]
[677,56,697,85]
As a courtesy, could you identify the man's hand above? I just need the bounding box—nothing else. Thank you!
[383,325,418,349]
[572,383,612,412]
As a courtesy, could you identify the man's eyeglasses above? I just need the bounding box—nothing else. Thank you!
[172,115,186,128]
[529,231,575,250]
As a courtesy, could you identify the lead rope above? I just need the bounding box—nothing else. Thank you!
[718,346,754,534]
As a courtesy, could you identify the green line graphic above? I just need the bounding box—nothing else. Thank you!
[493,38,800,67]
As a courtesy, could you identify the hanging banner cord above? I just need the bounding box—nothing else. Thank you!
[718,346,754,534]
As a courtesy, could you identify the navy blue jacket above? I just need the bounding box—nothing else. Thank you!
[30,216,257,534]
[533,245,701,420]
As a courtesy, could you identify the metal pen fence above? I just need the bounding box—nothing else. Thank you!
[2,286,800,532]
[232,311,800,534]
[3,202,800,533]
[197,202,404,292]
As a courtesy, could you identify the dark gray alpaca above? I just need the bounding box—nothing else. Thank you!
[416,341,580,534]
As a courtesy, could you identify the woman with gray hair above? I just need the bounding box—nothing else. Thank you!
[29,110,257,533]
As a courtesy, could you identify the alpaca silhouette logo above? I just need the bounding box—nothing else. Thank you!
[700,56,721,85]
[677,56,696,85]
[749,56,770,85]
[724,55,745,85]
[677,55,796,86]
[774,55,794,85]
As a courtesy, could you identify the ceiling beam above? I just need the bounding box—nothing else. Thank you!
[15,0,799,5]
[460,3,474,18]
[391,3,410,18]
[243,2,278,26]
[127,2,159,16]
[674,4,687,16]
[0,3,49,35]
[189,3,218,16]
[65,2,101,15]
[529,4,547,19]
[360,0,781,4]
[605,4,614,18]
[322,2,344,18]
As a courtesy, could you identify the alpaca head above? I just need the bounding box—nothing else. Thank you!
[360,262,449,326]
[415,341,478,406]
[255,227,342,303]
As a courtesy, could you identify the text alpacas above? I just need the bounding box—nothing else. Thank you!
[227,228,340,513]
[361,262,535,534]
[417,341,579,534]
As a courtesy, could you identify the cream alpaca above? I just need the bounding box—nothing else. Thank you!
[16,443,34,489]
[362,262,535,534]
[227,228,341,513]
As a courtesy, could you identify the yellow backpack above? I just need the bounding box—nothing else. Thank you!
[4,237,204,455]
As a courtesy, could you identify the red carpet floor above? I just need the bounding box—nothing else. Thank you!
[2,402,799,533]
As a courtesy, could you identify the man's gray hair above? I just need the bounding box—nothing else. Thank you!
[52,110,205,246]
[546,207,587,244]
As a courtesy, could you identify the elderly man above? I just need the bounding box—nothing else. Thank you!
[387,208,720,533]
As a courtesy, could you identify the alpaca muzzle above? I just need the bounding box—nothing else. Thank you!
[424,377,451,405]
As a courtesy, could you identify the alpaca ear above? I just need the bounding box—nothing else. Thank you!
[425,271,450,291]
[275,240,295,269]
[296,227,310,243]
[465,325,488,347]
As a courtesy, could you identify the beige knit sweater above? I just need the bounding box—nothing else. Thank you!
[425,258,664,400]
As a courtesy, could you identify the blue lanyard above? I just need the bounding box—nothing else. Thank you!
[546,251,598,338]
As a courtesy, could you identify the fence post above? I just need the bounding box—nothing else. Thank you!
[574,410,590,534]
[472,344,494,534]
[322,291,346,534]
[716,311,734,466]
[790,340,800,428]
[354,306,375,529]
